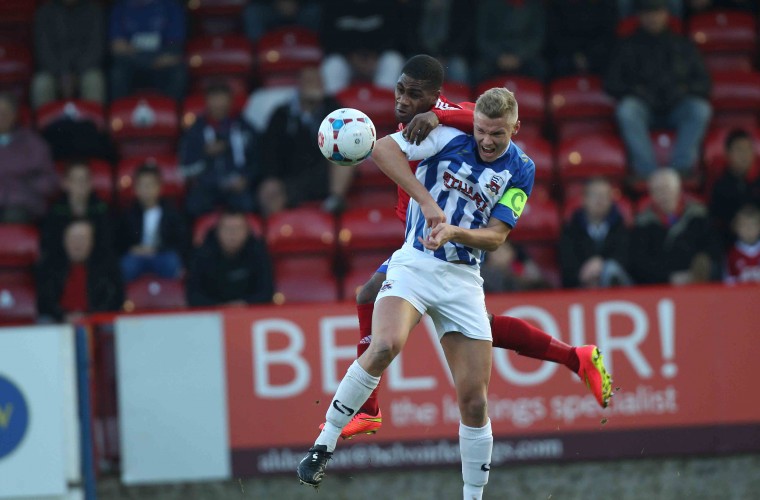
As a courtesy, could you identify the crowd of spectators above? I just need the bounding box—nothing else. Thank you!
[0,0,759,322]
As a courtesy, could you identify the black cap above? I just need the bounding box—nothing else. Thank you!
[635,0,668,12]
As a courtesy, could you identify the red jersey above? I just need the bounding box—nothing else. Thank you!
[725,240,760,284]
[394,95,475,222]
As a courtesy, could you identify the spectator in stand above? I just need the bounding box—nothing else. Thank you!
[319,1,404,95]
[258,67,351,215]
[709,129,760,244]
[243,0,321,43]
[724,205,760,284]
[32,0,105,109]
[686,0,757,16]
[186,210,274,307]
[481,242,551,292]
[606,0,711,179]
[399,0,473,84]
[41,161,111,261]
[117,163,187,282]
[559,178,632,288]
[630,168,722,285]
[618,0,683,17]
[37,219,124,323]
[0,93,58,223]
[475,0,547,81]
[547,0,617,77]
[180,83,259,218]
[109,0,187,100]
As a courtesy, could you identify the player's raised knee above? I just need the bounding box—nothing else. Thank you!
[458,393,488,426]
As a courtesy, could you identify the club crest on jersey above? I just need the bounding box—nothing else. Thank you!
[486,175,505,196]
[379,280,394,292]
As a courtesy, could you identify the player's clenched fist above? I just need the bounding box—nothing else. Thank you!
[418,222,459,251]
[402,111,440,145]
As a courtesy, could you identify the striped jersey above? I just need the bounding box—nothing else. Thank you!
[391,126,535,267]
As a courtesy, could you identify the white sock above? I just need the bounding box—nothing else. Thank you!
[460,419,493,500]
[315,360,380,452]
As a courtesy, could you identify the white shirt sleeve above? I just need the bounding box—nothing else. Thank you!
[390,126,465,161]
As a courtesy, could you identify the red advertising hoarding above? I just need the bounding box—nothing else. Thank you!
[223,285,760,476]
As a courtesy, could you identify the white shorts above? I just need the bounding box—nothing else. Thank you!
[376,244,491,341]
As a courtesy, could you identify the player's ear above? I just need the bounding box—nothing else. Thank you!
[512,120,521,137]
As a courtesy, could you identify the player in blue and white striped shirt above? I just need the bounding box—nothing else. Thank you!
[302,88,526,500]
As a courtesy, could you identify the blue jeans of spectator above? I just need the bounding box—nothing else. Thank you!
[615,95,712,178]
[110,54,187,100]
[121,251,182,282]
[185,182,255,218]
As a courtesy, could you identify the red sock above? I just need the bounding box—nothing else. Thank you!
[356,302,380,414]
[491,315,580,373]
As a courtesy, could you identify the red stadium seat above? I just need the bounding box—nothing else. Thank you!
[512,135,554,184]
[255,27,323,87]
[187,0,246,35]
[617,14,683,37]
[124,276,186,311]
[266,207,336,255]
[557,134,627,181]
[273,255,338,304]
[187,35,253,78]
[509,187,560,243]
[0,225,39,267]
[520,243,561,289]
[345,187,397,210]
[711,71,760,128]
[689,10,756,54]
[55,159,114,204]
[476,76,545,135]
[339,206,403,253]
[340,251,389,300]
[441,82,473,105]
[36,99,106,131]
[352,156,394,190]
[650,130,677,169]
[336,84,397,134]
[0,43,32,100]
[116,155,184,205]
[0,269,34,286]
[0,280,36,325]
[549,76,616,140]
[109,93,179,158]
[0,0,36,43]
[192,212,263,246]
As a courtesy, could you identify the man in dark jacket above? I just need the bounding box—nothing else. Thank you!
[631,169,722,284]
[118,163,187,282]
[180,83,259,218]
[186,210,274,307]
[37,219,124,323]
[32,0,105,108]
[559,178,632,288]
[606,0,712,177]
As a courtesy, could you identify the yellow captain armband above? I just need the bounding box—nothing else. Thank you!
[498,187,528,217]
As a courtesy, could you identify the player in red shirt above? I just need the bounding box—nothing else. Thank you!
[725,204,760,283]
[339,55,611,440]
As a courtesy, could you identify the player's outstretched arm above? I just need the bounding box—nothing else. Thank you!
[372,136,445,228]
[403,103,476,145]
[420,218,511,253]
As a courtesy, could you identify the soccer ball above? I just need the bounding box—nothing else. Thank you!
[317,108,376,166]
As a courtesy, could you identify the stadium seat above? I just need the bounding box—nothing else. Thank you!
[181,91,247,129]
[266,207,336,255]
[340,251,390,300]
[55,159,114,204]
[689,11,756,68]
[617,14,683,37]
[187,0,246,35]
[242,85,297,132]
[508,186,560,243]
[0,0,36,44]
[255,27,323,87]
[710,71,760,129]
[336,84,397,134]
[192,212,264,246]
[116,155,185,205]
[476,76,545,135]
[109,93,179,158]
[512,135,555,184]
[0,43,32,99]
[273,255,338,304]
[339,206,403,253]
[0,280,36,325]
[0,225,39,267]
[186,35,253,87]
[345,187,397,211]
[124,276,186,311]
[556,133,627,182]
[352,156,395,191]
[521,243,561,289]
[650,130,677,169]
[549,76,616,140]
[36,99,106,131]
[441,82,473,105]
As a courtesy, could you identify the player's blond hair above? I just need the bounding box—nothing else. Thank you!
[475,87,518,123]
